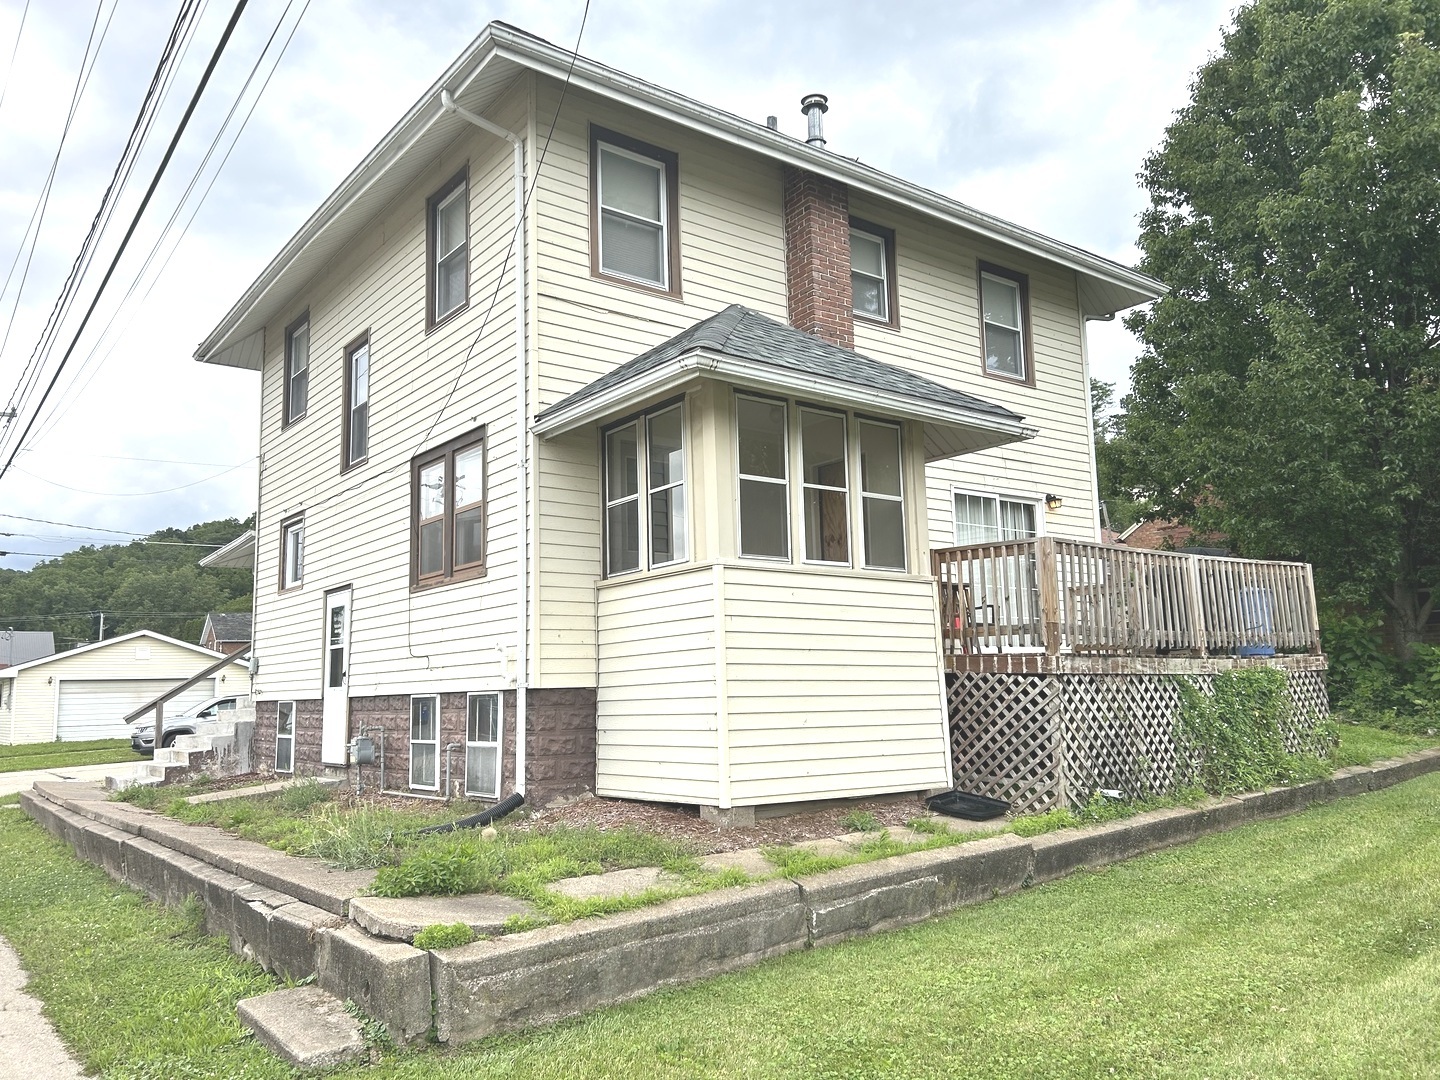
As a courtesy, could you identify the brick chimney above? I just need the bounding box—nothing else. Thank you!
[782,166,853,349]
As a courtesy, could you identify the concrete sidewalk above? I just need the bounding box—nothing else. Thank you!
[0,761,139,798]
[0,935,85,1079]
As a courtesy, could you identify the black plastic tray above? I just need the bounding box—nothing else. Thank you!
[925,790,1010,821]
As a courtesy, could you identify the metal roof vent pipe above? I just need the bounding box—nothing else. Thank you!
[801,93,828,147]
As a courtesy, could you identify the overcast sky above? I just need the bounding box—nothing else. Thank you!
[0,0,1237,570]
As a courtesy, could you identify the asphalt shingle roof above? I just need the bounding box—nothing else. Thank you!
[203,613,253,644]
[536,305,1025,424]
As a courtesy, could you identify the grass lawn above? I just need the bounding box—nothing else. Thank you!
[0,738,138,774]
[1,769,1437,1078]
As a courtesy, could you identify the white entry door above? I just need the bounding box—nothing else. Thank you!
[321,588,351,765]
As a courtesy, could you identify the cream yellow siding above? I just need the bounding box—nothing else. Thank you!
[251,87,530,702]
[0,634,246,744]
[595,565,719,804]
[720,564,950,805]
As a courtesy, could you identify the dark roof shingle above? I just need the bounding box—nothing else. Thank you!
[535,306,1024,424]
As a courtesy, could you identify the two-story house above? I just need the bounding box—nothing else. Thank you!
[195,23,1164,819]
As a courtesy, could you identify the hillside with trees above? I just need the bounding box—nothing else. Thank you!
[0,518,252,651]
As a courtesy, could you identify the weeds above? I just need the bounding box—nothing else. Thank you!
[412,922,478,950]
[838,809,882,833]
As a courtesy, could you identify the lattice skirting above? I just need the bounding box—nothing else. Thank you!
[948,666,1330,814]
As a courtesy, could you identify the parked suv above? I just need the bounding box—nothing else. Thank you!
[130,695,240,753]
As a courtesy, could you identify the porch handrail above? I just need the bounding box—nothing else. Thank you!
[932,538,1321,658]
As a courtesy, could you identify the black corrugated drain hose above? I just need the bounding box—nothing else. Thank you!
[416,791,525,835]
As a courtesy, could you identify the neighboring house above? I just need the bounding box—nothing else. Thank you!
[0,630,250,744]
[1118,518,1228,553]
[195,24,1164,812]
[0,631,54,669]
[200,613,253,656]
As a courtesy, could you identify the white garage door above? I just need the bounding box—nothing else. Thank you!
[56,680,218,741]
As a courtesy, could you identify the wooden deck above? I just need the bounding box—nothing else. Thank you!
[933,537,1322,670]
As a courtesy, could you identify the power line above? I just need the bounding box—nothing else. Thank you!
[30,0,312,448]
[0,0,192,458]
[0,0,115,392]
[0,0,30,118]
[0,513,147,536]
[0,0,250,481]
[13,456,254,496]
[0,532,222,547]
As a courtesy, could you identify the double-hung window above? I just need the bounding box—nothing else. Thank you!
[412,429,486,587]
[283,313,309,425]
[850,218,897,326]
[275,702,295,773]
[859,420,905,569]
[465,692,501,799]
[603,404,687,576]
[736,395,789,560]
[428,170,468,328]
[591,126,679,294]
[800,408,848,564]
[280,515,304,590]
[343,334,370,468]
[410,695,439,790]
[979,262,1031,383]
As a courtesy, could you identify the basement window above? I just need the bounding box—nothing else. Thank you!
[275,702,295,773]
[410,695,439,791]
[465,692,501,799]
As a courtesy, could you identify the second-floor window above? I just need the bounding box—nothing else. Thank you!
[980,262,1031,383]
[284,313,309,425]
[412,428,486,587]
[603,404,687,576]
[428,169,468,328]
[850,218,897,327]
[280,515,304,590]
[591,125,680,294]
[343,334,370,469]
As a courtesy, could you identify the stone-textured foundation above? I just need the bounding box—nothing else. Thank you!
[251,688,595,805]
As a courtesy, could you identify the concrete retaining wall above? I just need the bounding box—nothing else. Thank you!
[19,747,1440,1048]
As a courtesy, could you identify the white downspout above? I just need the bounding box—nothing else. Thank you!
[438,89,529,796]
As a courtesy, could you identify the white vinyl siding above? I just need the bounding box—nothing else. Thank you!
[596,566,719,805]
[250,85,526,702]
[595,562,948,808]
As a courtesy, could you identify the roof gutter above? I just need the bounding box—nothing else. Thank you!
[436,88,530,798]
[194,43,508,364]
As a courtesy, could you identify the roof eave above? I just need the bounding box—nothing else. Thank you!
[532,348,1037,457]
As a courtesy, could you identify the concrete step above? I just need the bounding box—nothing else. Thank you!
[237,985,366,1070]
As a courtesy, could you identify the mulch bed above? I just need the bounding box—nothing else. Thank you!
[171,774,933,855]
[519,794,931,854]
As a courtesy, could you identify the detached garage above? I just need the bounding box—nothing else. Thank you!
[0,630,249,744]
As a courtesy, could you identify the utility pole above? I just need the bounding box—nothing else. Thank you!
[97,612,104,642]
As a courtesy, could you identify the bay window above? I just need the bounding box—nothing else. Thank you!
[604,403,687,575]
[736,395,789,560]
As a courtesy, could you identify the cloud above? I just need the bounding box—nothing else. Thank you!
[0,0,1239,569]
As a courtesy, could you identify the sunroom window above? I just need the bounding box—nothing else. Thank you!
[800,408,848,564]
[859,420,905,569]
[603,403,687,575]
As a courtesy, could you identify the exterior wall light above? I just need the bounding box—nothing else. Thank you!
[1045,494,1063,512]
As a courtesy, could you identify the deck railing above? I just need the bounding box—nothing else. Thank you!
[932,538,1321,659]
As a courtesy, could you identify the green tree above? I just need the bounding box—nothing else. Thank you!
[0,518,252,648]
[1091,378,1153,533]
[1124,0,1440,655]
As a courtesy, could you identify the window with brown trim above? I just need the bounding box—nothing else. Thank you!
[342,333,370,469]
[411,428,486,588]
[426,168,469,329]
[590,125,681,296]
[978,261,1034,385]
[283,312,309,426]
[849,218,898,328]
[279,514,304,591]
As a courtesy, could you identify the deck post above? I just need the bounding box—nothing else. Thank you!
[1304,563,1323,655]
[1185,554,1209,657]
[1037,536,1061,656]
